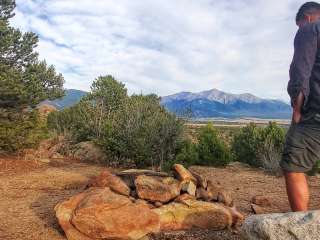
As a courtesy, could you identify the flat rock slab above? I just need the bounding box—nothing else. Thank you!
[241,211,320,240]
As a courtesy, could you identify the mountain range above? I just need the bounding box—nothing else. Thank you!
[45,88,292,119]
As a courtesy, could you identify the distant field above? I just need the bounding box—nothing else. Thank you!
[186,117,291,128]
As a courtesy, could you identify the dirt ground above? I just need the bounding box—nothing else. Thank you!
[1,157,320,240]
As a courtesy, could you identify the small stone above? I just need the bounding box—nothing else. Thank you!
[251,195,272,207]
[181,181,197,196]
[173,164,197,184]
[196,187,211,201]
[217,190,233,207]
[154,202,163,208]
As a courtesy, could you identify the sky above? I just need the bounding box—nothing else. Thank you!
[11,0,309,102]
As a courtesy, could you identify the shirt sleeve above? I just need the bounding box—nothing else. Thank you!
[288,23,319,107]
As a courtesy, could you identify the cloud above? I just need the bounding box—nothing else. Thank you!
[11,0,307,101]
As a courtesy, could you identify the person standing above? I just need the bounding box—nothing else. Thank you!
[281,2,320,211]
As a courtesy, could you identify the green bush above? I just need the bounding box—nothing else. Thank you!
[258,122,285,174]
[197,124,232,166]
[231,122,286,174]
[0,109,48,153]
[231,123,262,167]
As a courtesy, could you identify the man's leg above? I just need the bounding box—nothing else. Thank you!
[284,171,309,212]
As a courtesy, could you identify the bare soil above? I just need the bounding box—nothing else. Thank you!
[1,157,320,240]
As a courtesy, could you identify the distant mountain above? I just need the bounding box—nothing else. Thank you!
[44,89,87,110]
[161,88,292,119]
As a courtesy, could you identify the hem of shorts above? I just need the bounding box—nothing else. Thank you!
[280,159,311,173]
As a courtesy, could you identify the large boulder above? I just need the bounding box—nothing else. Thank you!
[135,175,181,203]
[173,164,197,183]
[86,169,130,196]
[72,141,107,163]
[153,199,244,231]
[241,211,320,240]
[55,187,160,240]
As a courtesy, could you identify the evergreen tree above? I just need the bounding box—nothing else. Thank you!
[0,0,64,152]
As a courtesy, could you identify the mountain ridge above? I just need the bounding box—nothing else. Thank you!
[43,88,292,119]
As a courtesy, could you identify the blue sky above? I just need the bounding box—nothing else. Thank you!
[11,0,309,101]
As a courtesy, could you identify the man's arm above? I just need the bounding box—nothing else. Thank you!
[292,91,305,123]
[288,23,319,120]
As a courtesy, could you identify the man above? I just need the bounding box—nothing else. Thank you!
[280,2,320,212]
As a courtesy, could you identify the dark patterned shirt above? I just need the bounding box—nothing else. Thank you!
[288,20,320,113]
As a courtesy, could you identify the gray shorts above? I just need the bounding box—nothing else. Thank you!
[280,112,320,173]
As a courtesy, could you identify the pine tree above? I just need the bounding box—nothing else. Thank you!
[0,0,65,152]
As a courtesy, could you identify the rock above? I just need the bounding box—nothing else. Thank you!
[55,192,93,240]
[174,194,196,203]
[55,187,160,240]
[135,175,181,203]
[196,187,211,201]
[190,171,208,189]
[217,190,233,207]
[86,169,130,196]
[251,195,272,207]
[251,204,268,215]
[206,180,222,201]
[173,164,197,184]
[241,211,320,240]
[181,180,197,196]
[117,169,172,189]
[153,199,243,231]
[154,202,163,208]
[72,141,107,163]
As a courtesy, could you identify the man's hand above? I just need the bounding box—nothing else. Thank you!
[292,91,305,124]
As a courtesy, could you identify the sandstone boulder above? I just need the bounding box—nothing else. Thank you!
[135,175,181,203]
[241,211,320,240]
[173,164,197,183]
[181,180,197,196]
[55,187,160,240]
[86,169,130,196]
[153,199,243,231]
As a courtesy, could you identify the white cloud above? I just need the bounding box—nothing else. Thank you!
[11,0,308,102]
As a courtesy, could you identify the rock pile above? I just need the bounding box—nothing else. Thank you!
[55,164,244,240]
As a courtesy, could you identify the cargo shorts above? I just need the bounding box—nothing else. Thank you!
[280,112,320,173]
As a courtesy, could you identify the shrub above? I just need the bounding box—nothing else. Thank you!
[231,123,262,167]
[257,122,285,174]
[197,124,232,166]
[0,109,48,153]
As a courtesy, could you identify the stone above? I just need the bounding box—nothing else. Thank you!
[174,194,196,203]
[206,180,222,201]
[71,141,107,163]
[217,190,234,207]
[251,195,272,207]
[173,164,197,184]
[135,175,181,203]
[154,202,163,208]
[55,192,93,240]
[241,211,320,240]
[190,171,208,189]
[153,199,244,231]
[196,188,211,201]
[86,169,130,196]
[55,187,160,240]
[181,180,197,196]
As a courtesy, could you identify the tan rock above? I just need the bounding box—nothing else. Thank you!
[251,195,272,207]
[175,194,196,203]
[181,180,197,196]
[55,192,92,240]
[154,202,163,208]
[217,190,234,207]
[196,188,211,201]
[135,175,181,203]
[206,180,222,201]
[86,169,130,196]
[173,164,197,183]
[190,171,208,189]
[55,187,160,240]
[153,199,243,231]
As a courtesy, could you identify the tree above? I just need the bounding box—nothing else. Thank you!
[0,0,64,152]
